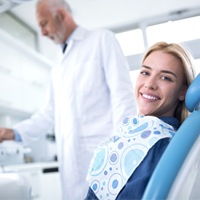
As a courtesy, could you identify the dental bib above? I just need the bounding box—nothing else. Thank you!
[86,116,176,200]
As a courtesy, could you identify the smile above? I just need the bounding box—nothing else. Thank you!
[142,93,159,100]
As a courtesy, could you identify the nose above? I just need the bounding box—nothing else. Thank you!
[41,27,48,36]
[144,77,158,90]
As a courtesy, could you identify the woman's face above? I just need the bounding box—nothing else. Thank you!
[135,50,187,118]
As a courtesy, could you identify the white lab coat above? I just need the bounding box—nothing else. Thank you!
[14,27,137,200]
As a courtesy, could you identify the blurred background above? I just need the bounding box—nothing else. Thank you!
[0,0,200,199]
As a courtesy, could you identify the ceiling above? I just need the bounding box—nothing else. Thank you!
[8,0,200,33]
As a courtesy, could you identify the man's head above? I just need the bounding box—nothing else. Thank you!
[36,0,77,44]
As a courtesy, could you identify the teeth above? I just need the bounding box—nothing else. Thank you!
[142,94,159,100]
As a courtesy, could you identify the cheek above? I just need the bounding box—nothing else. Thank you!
[135,76,142,89]
[134,80,140,96]
[49,21,59,33]
[135,81,143,104]
[162,85,181,101]
[52,26,58,34]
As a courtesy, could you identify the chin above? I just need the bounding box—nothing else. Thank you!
[140,111,154,116]
[53,40,60,44]
[50,37,61,44]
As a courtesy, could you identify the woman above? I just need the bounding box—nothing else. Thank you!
[85,42,195,200]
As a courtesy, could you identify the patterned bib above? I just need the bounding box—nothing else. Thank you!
[86,116,176,200]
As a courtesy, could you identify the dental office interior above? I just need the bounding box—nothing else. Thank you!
[0,0,200,199]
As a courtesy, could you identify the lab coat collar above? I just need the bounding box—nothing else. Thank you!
[60,26,87,58]
[61,26,83,49]
[70,26,87,42]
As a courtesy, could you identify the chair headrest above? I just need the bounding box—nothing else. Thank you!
[185,73,200,112]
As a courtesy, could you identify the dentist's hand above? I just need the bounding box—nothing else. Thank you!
[0,128,14,143]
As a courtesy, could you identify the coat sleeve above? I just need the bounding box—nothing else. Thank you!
[100,30,137,132]
[13,73,55,146]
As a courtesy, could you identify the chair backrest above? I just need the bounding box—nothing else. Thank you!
[141,73,200,200]
[0,173,32,200]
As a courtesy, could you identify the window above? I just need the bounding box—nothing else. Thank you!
[146,16,200,46]
[115,29,145,56]
[115,15,200,74]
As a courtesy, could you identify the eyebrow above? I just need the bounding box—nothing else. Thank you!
[141,65,177,78]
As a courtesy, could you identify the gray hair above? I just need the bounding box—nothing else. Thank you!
[37,0,72,15]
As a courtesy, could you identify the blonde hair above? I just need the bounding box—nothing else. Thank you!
[141,42,195,123]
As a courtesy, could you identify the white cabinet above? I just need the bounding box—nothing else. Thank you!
[1,162,62,200]
[0,29,53,118]
[40,170,62,200]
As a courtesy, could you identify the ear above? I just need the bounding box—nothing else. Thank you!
[57,8,66,21]
[178,85,188,101]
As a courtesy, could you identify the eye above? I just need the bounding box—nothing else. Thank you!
[140,70,150,76]
[161,75,172,82]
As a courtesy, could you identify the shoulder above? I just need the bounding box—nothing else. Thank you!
[85,27,116,40]
[117,138,170,199]
[148,138,170,163]
[90,27,114,35]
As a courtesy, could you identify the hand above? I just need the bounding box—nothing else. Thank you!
[0,128,15,143]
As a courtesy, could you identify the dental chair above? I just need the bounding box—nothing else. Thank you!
[142,73,200,200]
[0,173,32,200]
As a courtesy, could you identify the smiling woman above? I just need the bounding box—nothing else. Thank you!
[137,42,195,123]
[136,53,185,118]
[85,41,195,200]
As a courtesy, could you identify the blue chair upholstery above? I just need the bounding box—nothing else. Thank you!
[141,73,200,200]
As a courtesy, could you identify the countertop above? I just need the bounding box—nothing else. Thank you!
[0,161,59,173]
